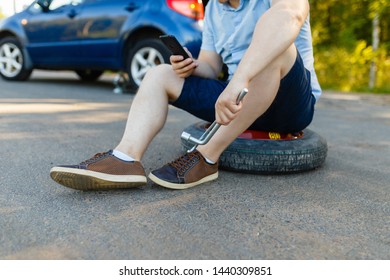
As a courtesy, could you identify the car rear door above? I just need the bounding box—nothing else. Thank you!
[24,0,84,66]
[76,0,142,68]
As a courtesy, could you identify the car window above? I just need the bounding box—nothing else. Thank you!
[49,0,83,11]
[29,3,45,14]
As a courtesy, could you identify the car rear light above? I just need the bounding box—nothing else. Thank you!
[167,0,204,20]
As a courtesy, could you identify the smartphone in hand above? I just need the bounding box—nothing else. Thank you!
[159,35,190,59]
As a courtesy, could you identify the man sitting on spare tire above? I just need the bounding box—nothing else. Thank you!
[50,0,322,191]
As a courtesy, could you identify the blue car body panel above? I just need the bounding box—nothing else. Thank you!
[0,0,202,71]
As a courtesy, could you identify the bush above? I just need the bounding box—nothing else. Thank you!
[314,41,390,92]
[375,48,390,91]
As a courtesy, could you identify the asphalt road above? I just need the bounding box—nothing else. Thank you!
[1,70,389,259]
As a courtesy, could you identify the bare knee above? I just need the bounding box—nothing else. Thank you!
[142,64,172,84]
[141,64,184,101]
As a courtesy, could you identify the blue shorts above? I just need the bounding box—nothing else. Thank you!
[171,52,316,133]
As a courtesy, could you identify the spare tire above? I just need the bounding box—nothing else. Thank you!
[181,121,327,174]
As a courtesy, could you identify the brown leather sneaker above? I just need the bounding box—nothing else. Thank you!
[148,150,218,189]
[50,150,147,190]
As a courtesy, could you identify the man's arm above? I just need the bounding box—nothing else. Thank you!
[170,49,223,80]
[193,50,223,79]
[233,0,309,85]
[215,0,310,125]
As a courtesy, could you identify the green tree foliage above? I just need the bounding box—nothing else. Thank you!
[310,0,390,92]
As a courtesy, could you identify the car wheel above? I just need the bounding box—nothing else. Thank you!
[75,70,104,82]
[0,37,32,81]
[181,121,328,174]
[126,38,171,89]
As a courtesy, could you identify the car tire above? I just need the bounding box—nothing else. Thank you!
[126,38,171,89]
[181,121,328,174]
[0,37,32,81]
[75,70,104,82]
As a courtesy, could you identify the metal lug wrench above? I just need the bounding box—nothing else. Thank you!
[181,88,249,152]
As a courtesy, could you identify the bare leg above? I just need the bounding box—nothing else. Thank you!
[197,45,298,162]
[115,64,184,161]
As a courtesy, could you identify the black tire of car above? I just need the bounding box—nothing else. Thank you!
[0,37,32,81]
[126,38,171,89]
[180,121,328,174]
[75,70,104,82]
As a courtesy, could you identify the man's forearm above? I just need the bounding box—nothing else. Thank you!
[232,0,309,85]
[192,60,220,80]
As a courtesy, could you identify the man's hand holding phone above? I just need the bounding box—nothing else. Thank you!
[160,35,198,78]
[170,48,198,78]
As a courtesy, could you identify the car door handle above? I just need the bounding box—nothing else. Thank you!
[125,3,139,12]
[68,9,78,18]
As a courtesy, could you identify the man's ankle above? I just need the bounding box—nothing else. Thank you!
[196,149,217,165]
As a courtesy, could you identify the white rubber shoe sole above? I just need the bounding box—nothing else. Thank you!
[148,172,218,190]
[50,167,147,191]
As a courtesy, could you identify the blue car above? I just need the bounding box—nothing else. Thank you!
[0,0,204,88]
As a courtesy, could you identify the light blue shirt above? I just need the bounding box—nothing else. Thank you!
[201,0,322,100]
